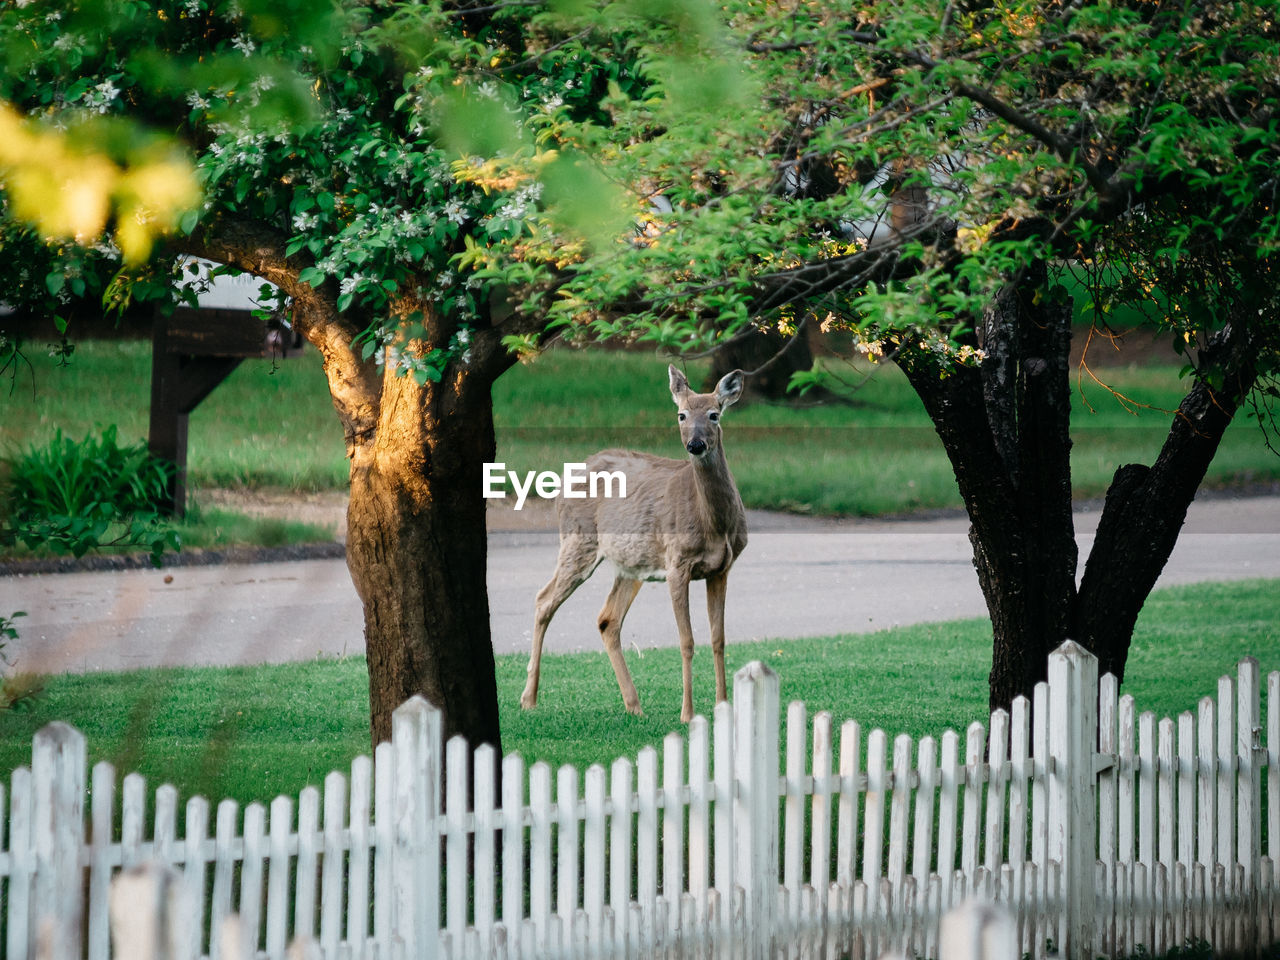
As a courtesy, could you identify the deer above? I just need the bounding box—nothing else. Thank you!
[519,365,748,722]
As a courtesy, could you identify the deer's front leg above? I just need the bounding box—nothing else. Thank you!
[667,568,696,722]
[706,571,729,705]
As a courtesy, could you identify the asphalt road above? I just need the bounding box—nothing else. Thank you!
[3,495,1279,676]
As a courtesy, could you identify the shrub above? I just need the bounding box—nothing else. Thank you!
[0,611,41,712]
[1,425,179,563]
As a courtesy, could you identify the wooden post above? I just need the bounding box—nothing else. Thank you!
[938,900,1017,960]
[148,313,245,517]
[31,722,87,960]
[109,863,193,960]
[390,696,441,959]
[733,661,779,959]
[1047,641,1098,958]
[148,305,302,517]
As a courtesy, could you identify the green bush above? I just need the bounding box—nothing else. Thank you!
[1,425,179,563]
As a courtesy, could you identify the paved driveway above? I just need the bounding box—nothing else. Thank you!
[3,496,1278,675]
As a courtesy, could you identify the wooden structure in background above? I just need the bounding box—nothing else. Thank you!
[148,261,303,516]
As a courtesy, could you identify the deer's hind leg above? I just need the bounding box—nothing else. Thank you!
[598,574,644,715]
[706,571,729,705]
[521,535,599,709]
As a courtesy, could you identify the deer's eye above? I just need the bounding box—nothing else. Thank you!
[678,411,687,422]
[708,411,719,422]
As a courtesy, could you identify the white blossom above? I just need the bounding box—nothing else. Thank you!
[443,199,468,225]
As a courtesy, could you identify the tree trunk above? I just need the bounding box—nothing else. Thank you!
[899,263,1078,711]
[900,257,1265,711]
[344,357,505,750]
[178,227,522,751]
[1073,317,1259,679]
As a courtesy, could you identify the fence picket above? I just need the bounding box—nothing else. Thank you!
[984,711,1008,874]
[887,732,912,918]
[836,719,861,891]
[321,771,347,958]
[662,731,685,916]
[936,730,959,912]
[861,729,887,890]
[583,763,606,950]
[557,764,581,929]
[608,757,633,917]
[637,747,659,918]
[1217,675,1236,872]
[1098,674,1118,869]
[184,795,211,960]
[1117,695,1136,866]
[373,741,393,948]
[502,752,526,931]
[961,722,983,881]
[1198,696,1216,872]
[1157,718,1175,876]
[240,802,267,957]
[1177,712,1194,871]
[1030,681,1049,878]
[529,762,553,949]
[122,771,145,870]
[87,762,116,960]
[447,737,470,937]
[911,736,936,886]
[1138,712,1156,872]
[209,799,237,960]
[266,796,293,958]
[688,716,710,908]
[349,754,373,949]
[1238,658,1260,893]
[296,786,320,945]
[810,713,833,898]
[785,700,807,913]
[1007,697,1030,871]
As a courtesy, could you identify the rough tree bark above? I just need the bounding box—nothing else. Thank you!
[178,223,521,750]
[1073,314,1259,680]
[899,260,1260,709]
[344,311,511,748]
[899,262,1078,709]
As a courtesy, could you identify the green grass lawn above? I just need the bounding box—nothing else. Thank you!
[2,578,1276,807]
[2,340,1277,527]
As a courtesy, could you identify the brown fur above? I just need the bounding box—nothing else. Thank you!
[519,366,748,721]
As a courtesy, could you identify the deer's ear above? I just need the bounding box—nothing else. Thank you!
[669,365,691,402]
[715,369,745,409]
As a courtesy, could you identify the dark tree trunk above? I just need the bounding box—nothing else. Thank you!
[899,256,1263,711]
[899,262,1078,710]
[1073,318,1259,679]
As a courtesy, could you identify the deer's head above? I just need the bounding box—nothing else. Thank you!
[669,365,744,460]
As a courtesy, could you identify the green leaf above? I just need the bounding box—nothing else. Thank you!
[539,152,633,253]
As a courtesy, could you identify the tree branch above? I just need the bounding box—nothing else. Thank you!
[172,221,382,457]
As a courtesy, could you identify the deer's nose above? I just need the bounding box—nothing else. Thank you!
[686,438,707,456]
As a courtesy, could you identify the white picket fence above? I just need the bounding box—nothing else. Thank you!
[2,641,1278,960]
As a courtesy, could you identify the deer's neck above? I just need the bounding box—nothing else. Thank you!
[691,448,743,534]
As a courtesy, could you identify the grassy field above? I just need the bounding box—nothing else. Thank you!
[2,340,1278,524]
[1,578,1276,807]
